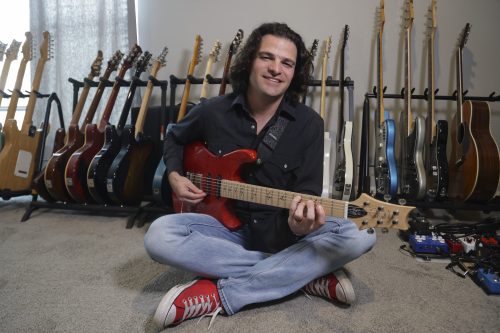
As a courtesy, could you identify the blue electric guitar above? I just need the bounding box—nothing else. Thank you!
[374,0,398,198]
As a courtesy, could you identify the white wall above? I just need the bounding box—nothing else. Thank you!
[137,0,500,193]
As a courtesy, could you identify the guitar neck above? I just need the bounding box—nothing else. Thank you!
[97,65,129,131]
[427,29,436,139]
[82,67,115,127]
[5,58,29,120]
[219,52,233,96]
[69,73,94,126]
[404,26,412,136]
[377,32,384,125]
[200,56,215,99]
[21,57,48,134]
[320,56,328,120]
[456,48,464,125]
[136,60,165,139]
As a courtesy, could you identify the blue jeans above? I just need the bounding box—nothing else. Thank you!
[144,213,376,315]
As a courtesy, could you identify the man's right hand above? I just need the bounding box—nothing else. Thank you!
[168,171,207,204]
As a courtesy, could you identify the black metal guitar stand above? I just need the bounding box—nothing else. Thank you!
[362,86,500,212]
[21,75,169,228]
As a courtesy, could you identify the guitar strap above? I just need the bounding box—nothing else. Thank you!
[256,115,289,164]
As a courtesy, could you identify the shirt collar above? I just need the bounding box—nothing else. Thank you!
[231,93,297,120]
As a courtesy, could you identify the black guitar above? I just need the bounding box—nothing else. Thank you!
[105,48,168,206]
[86,51,152,204]
[424,0,448,201]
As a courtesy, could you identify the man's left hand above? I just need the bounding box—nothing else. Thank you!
[288,195,326,236]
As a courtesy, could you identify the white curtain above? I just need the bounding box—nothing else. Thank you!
[29,0,137,159]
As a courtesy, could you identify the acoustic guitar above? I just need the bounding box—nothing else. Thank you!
[399,0,427,200]
[333,25,354,202]
[424,0,448,201]
[44,50,121,202]
[0,31,51,192]
[448,24,499,202]
[151,36,203,206]
[374,0,398,199]
[173,142,413,232]
[319,36,333,198]
[0,33,32,151]
[87,51,152,204]
[65,44,142,203]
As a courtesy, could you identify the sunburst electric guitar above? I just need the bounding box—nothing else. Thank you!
[0,31,51,193]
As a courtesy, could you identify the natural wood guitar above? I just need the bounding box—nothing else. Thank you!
[0,33,32,151]
[0,39,21,112]
[448,23,499,202]
[200,40,221,100]
[44,50,122,202]
[173,142,413,232]
[0,31,51,192]
[64,44,142,203]
[320,36,333,198]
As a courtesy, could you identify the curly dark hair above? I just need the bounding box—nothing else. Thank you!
[229,22,313,104]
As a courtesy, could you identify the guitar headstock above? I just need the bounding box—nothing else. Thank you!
[89,50,104,78]
[4,39,22,62]
[107,50,125,73]
[134,50,152,77]
[39,31,52,63]
[379,0,385,33]
[342,25,350,51]
[426,0,437,38]
[458,23,471,51]
[209,40,222,62]
[308,39,319,62]
[323,36,332,61]
[349,193,414,231]
[122,43,143,71]
[149,47,168,78]
[0,41,7,61]
[404,0,414,30]
[229,29,244,55]
[21,32,33,63]
[192,35,203,68]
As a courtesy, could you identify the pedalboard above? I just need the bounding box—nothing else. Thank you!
[476,268,500,294]
[409,233,449,254]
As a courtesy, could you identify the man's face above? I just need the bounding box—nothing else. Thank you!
[248,34,297,101]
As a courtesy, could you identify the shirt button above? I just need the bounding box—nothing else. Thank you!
[284,164,288,169]
[251,124,256,130]
[253,219,258,224]
[218,149,222,154]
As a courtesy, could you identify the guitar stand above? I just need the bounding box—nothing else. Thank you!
[21,76,170,228]
[361,87,500,213]
[0,90,52,201]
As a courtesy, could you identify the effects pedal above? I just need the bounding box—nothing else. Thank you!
[445,239,464,254]
[476,268,500,294]
[457,236,476,254]
[409,233,449,254]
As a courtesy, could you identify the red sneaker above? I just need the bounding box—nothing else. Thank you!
[153,278,223,328]
[302,270,356,305]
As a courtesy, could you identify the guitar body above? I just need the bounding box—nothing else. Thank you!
[401,115,427,200]
[426,120,448,201]
[0,119,43,192]
[152,157,171,206]
[375,117,398,197]
[87,124,122,204]
[32,127,66,202]
[106,125,154,205]
[65,124,104,203]
[333,121,353,201]
[44,125,85,202]
[467,101,499,201]
[172,142,257,230]
[448,101,479,202]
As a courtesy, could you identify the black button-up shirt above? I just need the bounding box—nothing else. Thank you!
[164,93,324,253]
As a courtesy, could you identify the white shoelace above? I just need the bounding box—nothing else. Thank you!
[304,277,331,298]
[181,293,222,330]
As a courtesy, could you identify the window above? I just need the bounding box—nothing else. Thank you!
[0,0,30,123]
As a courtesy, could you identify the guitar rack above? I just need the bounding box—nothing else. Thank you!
[360,87,500,213]
[0,89,56,200]
[21,75,170,228]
